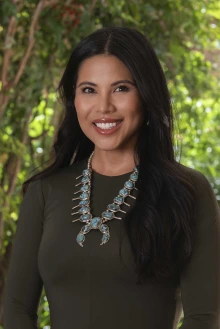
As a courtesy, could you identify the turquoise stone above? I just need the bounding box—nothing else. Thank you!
[101,233,110,244]
[83,169,90,175]
[81,176,89,183]
[80,214,92,222]
[76,233,85,243]
[102,211,114,219]
[81,185,89,192]
[108,203,119,211]
[130,172,138,181]
[119,188,129,197]
[79,200,89,206]
[80,192,89,200]
[125,181,134,189]
[114,196,124,205]
[79,206,90,214]
[91,217,101,229]
[99,224,109,233]
[81,224,91,234]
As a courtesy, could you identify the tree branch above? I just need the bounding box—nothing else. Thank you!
[1,17,17,88]
[1,2,24,88]
[13,0,46,86]
[6,109,33,198]
[0,1,46,120]
[44,0,59,7]
[89,0,98,14]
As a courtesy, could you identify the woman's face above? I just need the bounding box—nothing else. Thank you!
[74,54,144,153]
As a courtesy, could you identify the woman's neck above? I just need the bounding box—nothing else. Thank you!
[90,149,138,176]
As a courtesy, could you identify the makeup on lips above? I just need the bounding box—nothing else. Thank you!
[92,118,123,135]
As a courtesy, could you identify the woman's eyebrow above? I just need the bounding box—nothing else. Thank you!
[76,80,136,88]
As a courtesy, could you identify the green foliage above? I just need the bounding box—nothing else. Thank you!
[0,0,219,328]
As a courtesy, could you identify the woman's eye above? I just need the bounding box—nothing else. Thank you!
[115,85,129,92]
[82,87,94,93]
[81,85,129,93]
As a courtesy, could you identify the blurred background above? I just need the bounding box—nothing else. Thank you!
[0,0,220,328]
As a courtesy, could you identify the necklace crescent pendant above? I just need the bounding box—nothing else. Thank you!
[76,217,110,247]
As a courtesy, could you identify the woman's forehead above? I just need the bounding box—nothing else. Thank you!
[77,54,134,81]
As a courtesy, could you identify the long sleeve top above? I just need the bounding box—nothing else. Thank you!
[3,157,220,329]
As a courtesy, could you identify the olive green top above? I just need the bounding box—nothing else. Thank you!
[3,157,220,329]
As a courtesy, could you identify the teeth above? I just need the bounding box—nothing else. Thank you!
[94,122,121,129]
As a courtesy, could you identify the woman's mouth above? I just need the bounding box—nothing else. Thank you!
[92,120,123,135]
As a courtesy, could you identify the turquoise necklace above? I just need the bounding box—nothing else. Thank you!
[71,151,139,247]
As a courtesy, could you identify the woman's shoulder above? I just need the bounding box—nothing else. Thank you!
[175,162,219,234]
[176,162,219,214]
[41,157,88,183]
[34,157,88,199]
[175,161,212,190]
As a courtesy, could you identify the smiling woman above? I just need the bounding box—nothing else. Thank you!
[3,27,220,329]
[74,54,144,174]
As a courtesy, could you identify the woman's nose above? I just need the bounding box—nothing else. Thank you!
[96,93,115,113]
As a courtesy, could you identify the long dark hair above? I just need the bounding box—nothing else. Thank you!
[22,26,197,284]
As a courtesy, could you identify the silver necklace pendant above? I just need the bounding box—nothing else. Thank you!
[71,151,139,247]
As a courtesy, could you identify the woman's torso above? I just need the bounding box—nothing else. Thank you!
[38,157,183,329]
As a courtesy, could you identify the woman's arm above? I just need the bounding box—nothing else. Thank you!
[3,180,44,329]
[180,171,220,329]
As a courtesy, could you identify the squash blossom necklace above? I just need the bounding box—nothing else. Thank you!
[71,151,139,247]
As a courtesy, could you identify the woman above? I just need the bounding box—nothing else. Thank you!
[3,26,220,329]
